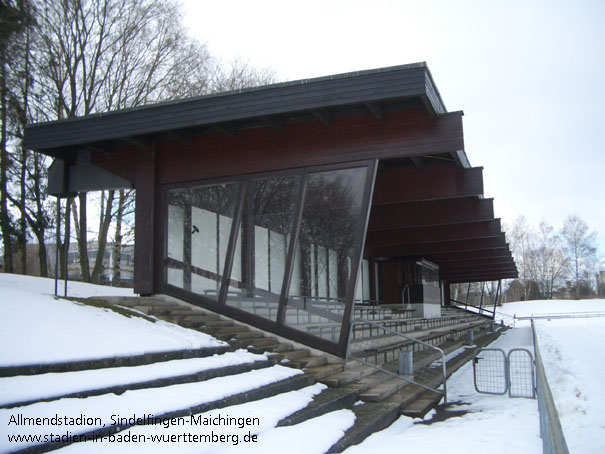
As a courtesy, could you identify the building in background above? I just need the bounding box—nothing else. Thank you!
[4,242,134,285]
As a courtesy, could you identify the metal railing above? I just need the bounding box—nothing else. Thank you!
[516,311,605,321]
[531,319,569,454]
[344,318,447,403]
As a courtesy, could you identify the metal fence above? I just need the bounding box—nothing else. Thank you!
[345,318,447,403]
[473,348,535,398]
[516,311,605,321]
[531,319,569,454]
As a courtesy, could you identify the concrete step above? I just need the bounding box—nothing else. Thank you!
[35,372,316,453]
[322,365,379,387]
[290,355,328,369]
[271,343,294,352]
[234,330,264,340]
[304,363,344,380]
[0,345,232,377]
[327,400,401,453]
[400,394,439,418]
[279,349,311,361]
[205,320,235,328]
[359,375,410,402]
[277,386,359,427]
[2,359,273,409]
[355,369,395,394]
[245,336,278,348]
[211,325,250,336]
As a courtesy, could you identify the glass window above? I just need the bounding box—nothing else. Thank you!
[225,175,301,322]
[162,161,375,354]
[166,182,239,301]
[286,167,368,341]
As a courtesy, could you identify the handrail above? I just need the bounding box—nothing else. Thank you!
[450,298,496,318]
[344,317,447,403]
[531,319,569,454]
[516,311,605,321]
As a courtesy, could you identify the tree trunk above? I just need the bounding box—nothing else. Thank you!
[73,193,90,282]
[112,189,125,284]
[37,231,49,277]
[0,47,14,273]
[91,190,115,283]
[18,146,27,274]
[59,197,73,279]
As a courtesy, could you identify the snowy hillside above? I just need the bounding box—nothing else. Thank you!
[0,274,224,366]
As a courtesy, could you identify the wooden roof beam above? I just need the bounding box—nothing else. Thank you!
[262,116,284,132]
[311,109,331,125]
[120,136,150,149]
[365,219,503,248]
[420,248,513,262]
[373,165,484,204]
[441,264,518,275]
[446,273,518,284]
[370,235,507,257]
[364,102,382,119]
[211,123,238,138]
[439,256,516,268]
[410,156,425,169]
[368,197,494,231]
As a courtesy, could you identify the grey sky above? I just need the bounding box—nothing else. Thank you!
[183,0,605,253]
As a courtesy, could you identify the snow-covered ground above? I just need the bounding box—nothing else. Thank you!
[0,274,355,453]
[1,274,603,453]
[345,299,605,454]
[505,299,605,453]
[0,274,224,366]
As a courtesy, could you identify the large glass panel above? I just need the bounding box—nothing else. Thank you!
[286,167,368,341]
[166,182,238,300]
[225,175,301,321]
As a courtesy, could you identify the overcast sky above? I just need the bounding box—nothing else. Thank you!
[182,0,605,253]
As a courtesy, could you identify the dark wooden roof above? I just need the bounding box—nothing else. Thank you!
[25,62,446,155]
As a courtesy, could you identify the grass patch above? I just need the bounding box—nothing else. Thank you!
[60,297,157,323]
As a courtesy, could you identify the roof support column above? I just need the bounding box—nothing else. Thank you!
[134,145,156,295]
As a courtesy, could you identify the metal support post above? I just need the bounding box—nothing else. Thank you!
[398,351,414,376]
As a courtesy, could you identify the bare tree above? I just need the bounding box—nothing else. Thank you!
[533,221,567,299]
[2,0,277,282]
[209,57,276,93]
[30,0,215,283]
[561,215,597,299]
[0,0,33,273]
[507,216,568,300]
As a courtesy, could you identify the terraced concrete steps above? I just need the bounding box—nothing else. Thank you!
[327,400,401,453]
[1,359,274,409]
[0,345,232,377]
[89,295,505,453]
[277,386,359,427]
[15,372,315,454]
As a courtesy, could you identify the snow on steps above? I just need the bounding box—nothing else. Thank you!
[68,295,502,453]
[0,345,232,378]
[3,359,314,453]
[326,329,506,453]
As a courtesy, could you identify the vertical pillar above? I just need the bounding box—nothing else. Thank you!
[134,146,156,295]
[443,281,451,306]
[398,351,413,376]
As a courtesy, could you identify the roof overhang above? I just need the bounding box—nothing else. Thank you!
[368,159,517,283]
[25,62,446,160]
